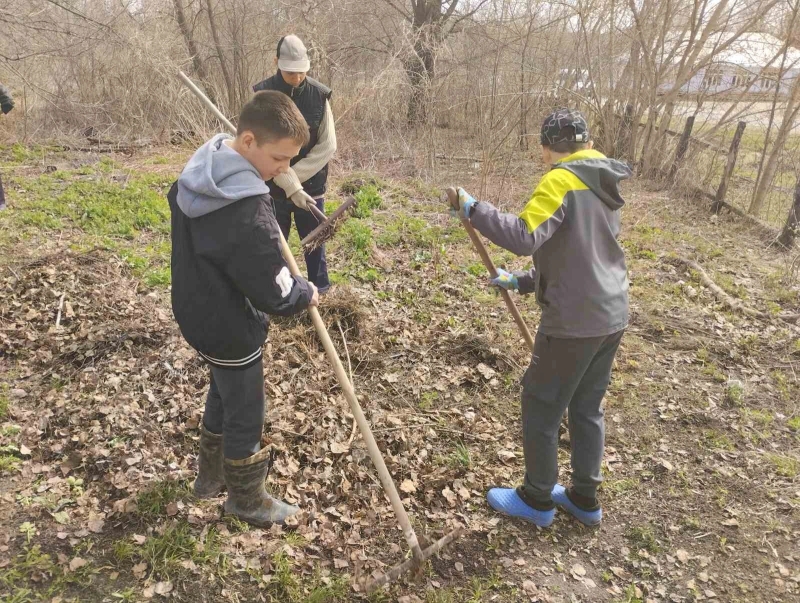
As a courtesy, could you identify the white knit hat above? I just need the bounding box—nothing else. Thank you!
[277,35,310,73]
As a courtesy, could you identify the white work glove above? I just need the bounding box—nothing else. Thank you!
[289,189,315,211]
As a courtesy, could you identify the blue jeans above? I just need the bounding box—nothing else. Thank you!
[273,196,330,292]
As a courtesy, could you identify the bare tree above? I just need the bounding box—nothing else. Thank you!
[378,0,491,124]
[750,0,800,215]
[205,0,235,112]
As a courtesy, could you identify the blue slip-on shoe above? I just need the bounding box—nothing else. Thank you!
[486,488,555,527]
[552,484,602,526]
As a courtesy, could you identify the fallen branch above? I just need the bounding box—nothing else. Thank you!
[55,293,66,329]
[671,257,800,324]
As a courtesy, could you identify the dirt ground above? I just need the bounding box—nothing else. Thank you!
[0,145,798,603]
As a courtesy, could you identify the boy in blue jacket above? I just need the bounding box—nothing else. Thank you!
[168,91,318,527]
[453,109,631,527]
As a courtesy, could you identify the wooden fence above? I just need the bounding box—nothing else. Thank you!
[644,115,799,248]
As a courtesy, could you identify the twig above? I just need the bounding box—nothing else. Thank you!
[693,532,714,540]
[338,320,358,447]
[762,535,779,559]
[55,293,66,329]
[671,257,800,324]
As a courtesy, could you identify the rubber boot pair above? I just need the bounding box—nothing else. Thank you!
[193,425,298,526]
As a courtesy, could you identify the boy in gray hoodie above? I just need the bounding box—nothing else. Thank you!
[168,91,318,527]
[453,109,631,527]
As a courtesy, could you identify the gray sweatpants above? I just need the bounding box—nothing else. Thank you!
[202,361,266,460]
[520,329,624,504]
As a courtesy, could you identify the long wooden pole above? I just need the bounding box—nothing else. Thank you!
[178,71,426,564]
[445,188,535,351]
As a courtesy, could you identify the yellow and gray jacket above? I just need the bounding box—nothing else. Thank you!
[471,149,631,338]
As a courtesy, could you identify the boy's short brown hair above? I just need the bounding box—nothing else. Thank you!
[237,91,309,147]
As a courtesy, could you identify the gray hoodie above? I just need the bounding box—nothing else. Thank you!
[177,134,269,218]
[471,149,632,339]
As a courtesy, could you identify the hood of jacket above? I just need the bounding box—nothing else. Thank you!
[553,149,632,211]
[176,133,269,218]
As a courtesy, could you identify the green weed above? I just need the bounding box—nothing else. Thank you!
[135,480,189,519]
[765,454,798,478]
[702,429,734,451]
[725,381,744,406]
[377,215,440,248]
[352,184,383,219]
[450,441,472,470]
[625,525,661,554]
[0,386,9,419]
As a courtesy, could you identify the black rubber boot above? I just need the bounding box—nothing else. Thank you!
[223,447,299,527]
[193,424,225,499]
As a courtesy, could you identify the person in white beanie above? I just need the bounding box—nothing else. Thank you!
[253,35,337,293]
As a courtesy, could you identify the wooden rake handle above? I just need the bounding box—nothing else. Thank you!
[278,237,426,565]
[446,187,535,352]
[177,70,426,564]
[306,202,327,223]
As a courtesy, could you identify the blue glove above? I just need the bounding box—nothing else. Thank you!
[450,187,477,220]
[490,268,519,291]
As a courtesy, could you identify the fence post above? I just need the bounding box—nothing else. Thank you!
[712,121,747,214]
[778,176,800,248]
[668,115,695,182]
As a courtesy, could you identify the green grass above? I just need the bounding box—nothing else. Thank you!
[0,450,21,473]
[701,362,727,383]
[263,551,348,602]
[764,454,799,478]
[117,240,171,287]
[110,588,139,602]
[0,542,97,601]
[1,143,67,165]
[112,539,136,563]
[788,417,800,431]
[612,584,645,603]
[8,172,171,238]
[604,478,638,495]
[140,522,203,578]
[376,215,440,248]
[741,408,774,427]
[2,166,174,288]
[625,525,661,554]
[426,590,457,603]
[771,370,794,402]
[702,429,734,451]
[714,273,747,300]
[135,480,190,519]
[725,381,745,406]
[339,174,387,195]
[352,184,383,219]
[330,217,383,283]
[0,386,9,420]
[465,261,485,277]
[419,390,439,410]
[449,441,472,470]
[338,220,373,260]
